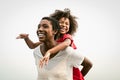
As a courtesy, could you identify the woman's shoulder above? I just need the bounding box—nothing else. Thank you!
[62,46,74,54]
[33,45,40,53]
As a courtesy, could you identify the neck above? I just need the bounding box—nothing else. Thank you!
[58,34,64,38]
[43,39,57,51]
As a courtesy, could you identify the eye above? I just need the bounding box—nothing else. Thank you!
[38,24,41,29]
[43,24,48,28]
[59,21,63,24]
[65,22,69,25]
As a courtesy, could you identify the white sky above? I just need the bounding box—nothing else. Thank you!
[0,0,120,80]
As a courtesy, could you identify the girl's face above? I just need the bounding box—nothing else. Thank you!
[58,17,70,34]
[37,19,55,42]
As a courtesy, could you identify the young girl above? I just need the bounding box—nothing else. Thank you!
[17,8,90,80]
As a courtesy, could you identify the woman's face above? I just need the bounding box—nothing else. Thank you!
[58,17,70,34]
[37,19,55,42]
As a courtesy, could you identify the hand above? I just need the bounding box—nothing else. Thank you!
[39,52,51,68]
[16,33,29,39]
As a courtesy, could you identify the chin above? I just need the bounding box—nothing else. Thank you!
[60,32,66,35]
[39,39,45,42]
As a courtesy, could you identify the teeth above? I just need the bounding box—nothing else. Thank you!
[60,28,65,31]
[38,33,44,37]
[38,34,43,36]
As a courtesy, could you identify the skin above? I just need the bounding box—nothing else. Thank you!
[16,34,41,48]
[59,17,70,35]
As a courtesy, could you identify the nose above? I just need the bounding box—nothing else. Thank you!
[38,26,44,31]
[60,23,65,28]
[37,26,44,35]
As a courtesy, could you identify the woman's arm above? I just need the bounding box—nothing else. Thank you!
[16,33,41,49]
[81,57,93,76]
[65,47,92,77]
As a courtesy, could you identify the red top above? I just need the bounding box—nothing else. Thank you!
[57,34,77,49]
[57,34,84,80]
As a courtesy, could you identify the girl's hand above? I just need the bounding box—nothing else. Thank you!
[16,33,29,39]
[39,52,51,68]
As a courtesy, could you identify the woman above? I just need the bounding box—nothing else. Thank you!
[33,16,92,80]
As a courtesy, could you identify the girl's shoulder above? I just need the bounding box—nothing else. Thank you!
[56,34,73,43]
[63,34,73,39]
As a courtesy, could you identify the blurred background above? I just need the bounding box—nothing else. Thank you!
[0,0,120,80]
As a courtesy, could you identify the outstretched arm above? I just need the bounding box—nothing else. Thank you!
[16,33,41,49]
[81,57,93,76]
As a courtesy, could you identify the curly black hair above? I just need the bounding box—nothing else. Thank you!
[50,8,78,35]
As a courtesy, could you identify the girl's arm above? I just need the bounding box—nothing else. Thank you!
[24,37,41,49]
[16,33,41,49]
[39,38,71,67]
[49,38,71,54]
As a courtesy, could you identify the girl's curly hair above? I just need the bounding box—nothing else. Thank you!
[50,8,78,35]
